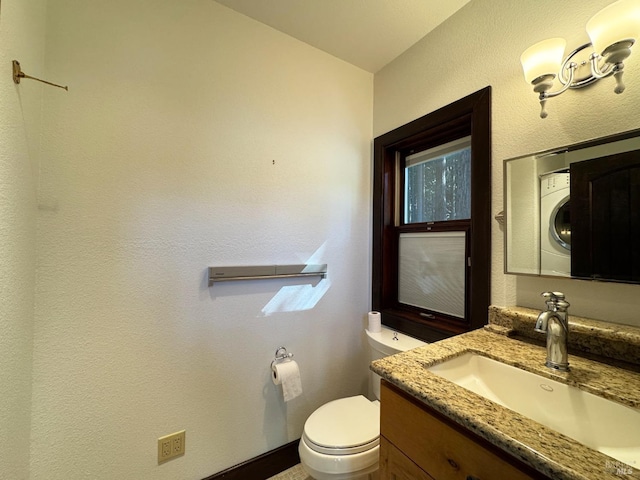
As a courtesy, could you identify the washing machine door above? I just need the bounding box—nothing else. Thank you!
[550,197,571,251]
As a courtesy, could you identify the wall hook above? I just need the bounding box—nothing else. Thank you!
[12,60,68,91]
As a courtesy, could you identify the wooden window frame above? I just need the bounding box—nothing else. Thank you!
[372,87,491,342]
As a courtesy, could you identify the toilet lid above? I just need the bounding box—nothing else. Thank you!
[303,396,379,455]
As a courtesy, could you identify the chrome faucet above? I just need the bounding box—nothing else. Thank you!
[535,291,570,371]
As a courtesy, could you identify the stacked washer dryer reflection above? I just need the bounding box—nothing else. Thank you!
[540,172,571,276]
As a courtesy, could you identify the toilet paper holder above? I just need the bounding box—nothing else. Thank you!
[271,346,294,368]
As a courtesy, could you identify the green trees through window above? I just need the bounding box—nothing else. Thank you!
[404,137,471,224]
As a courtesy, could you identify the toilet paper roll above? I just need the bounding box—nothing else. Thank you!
[272,360,302,402]
[368,311,381,333]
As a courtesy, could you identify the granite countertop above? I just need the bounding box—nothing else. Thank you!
[371,307,640,480]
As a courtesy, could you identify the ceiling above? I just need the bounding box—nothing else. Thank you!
[214,0,471,73]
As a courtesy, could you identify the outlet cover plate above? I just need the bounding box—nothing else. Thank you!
[158,430,186,464]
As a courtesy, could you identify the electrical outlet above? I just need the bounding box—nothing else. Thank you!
[172,432,184,455]
[158,430,186,464]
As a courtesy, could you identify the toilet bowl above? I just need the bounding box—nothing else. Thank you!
[299,396,380,480]
[299,326,426,480]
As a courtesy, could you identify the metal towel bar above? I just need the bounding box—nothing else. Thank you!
[208,264,327,286]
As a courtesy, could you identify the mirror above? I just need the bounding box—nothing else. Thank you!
[505,128,640,283]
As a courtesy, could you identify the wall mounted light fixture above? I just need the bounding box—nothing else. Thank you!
[521,0,640,118]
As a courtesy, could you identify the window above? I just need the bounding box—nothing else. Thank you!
[398,231,466,318]
[372,88,491,342]
[404,137,471,224]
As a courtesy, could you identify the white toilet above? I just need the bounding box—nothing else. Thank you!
[298,326,426,480]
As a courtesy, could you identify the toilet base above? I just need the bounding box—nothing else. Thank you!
[300,462,379,480]
[298,435,379,480]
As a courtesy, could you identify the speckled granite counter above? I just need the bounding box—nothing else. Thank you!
[371,307,640,480]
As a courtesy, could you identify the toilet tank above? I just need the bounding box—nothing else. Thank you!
[366,326,427,399]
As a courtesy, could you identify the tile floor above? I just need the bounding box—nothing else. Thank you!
[267,464,311,480]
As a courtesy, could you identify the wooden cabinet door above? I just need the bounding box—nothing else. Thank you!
[380,381,546,480]
[571,151,640,282]
[380,436,435,480]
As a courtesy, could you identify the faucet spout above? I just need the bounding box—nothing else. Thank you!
[536,292,570,371]
[535,310,552,333]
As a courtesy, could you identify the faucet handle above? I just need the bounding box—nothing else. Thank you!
[541,292,570,311]
[541,291,565,302]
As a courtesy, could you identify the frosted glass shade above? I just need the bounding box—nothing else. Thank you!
[521,38,567,84]
[586,0,640,56]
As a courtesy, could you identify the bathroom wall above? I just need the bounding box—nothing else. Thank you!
[0,0,46,477]
[374,0,640,327]
[31,1,372,479]
[15,1,640,478]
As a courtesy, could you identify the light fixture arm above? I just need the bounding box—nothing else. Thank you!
[588,52,616,80]
[543,63,577,98]
[558,43,610,88]
[591,55,626,93]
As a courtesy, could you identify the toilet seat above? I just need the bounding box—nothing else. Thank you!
[302,433,379,456]
[302,395,380,455]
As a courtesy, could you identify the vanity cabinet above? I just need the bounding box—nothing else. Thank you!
[380,380,550,480]
[380,436,435,480]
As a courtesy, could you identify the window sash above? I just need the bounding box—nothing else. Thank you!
[404,136,471,224]
[398,231,466,319]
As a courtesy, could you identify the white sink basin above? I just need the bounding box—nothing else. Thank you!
[427,352,640,469]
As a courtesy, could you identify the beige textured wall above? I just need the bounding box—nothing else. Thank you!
[31,1,373,479]
[374,0,640,326]
[10,1,640,479]
[0,0,46,477]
